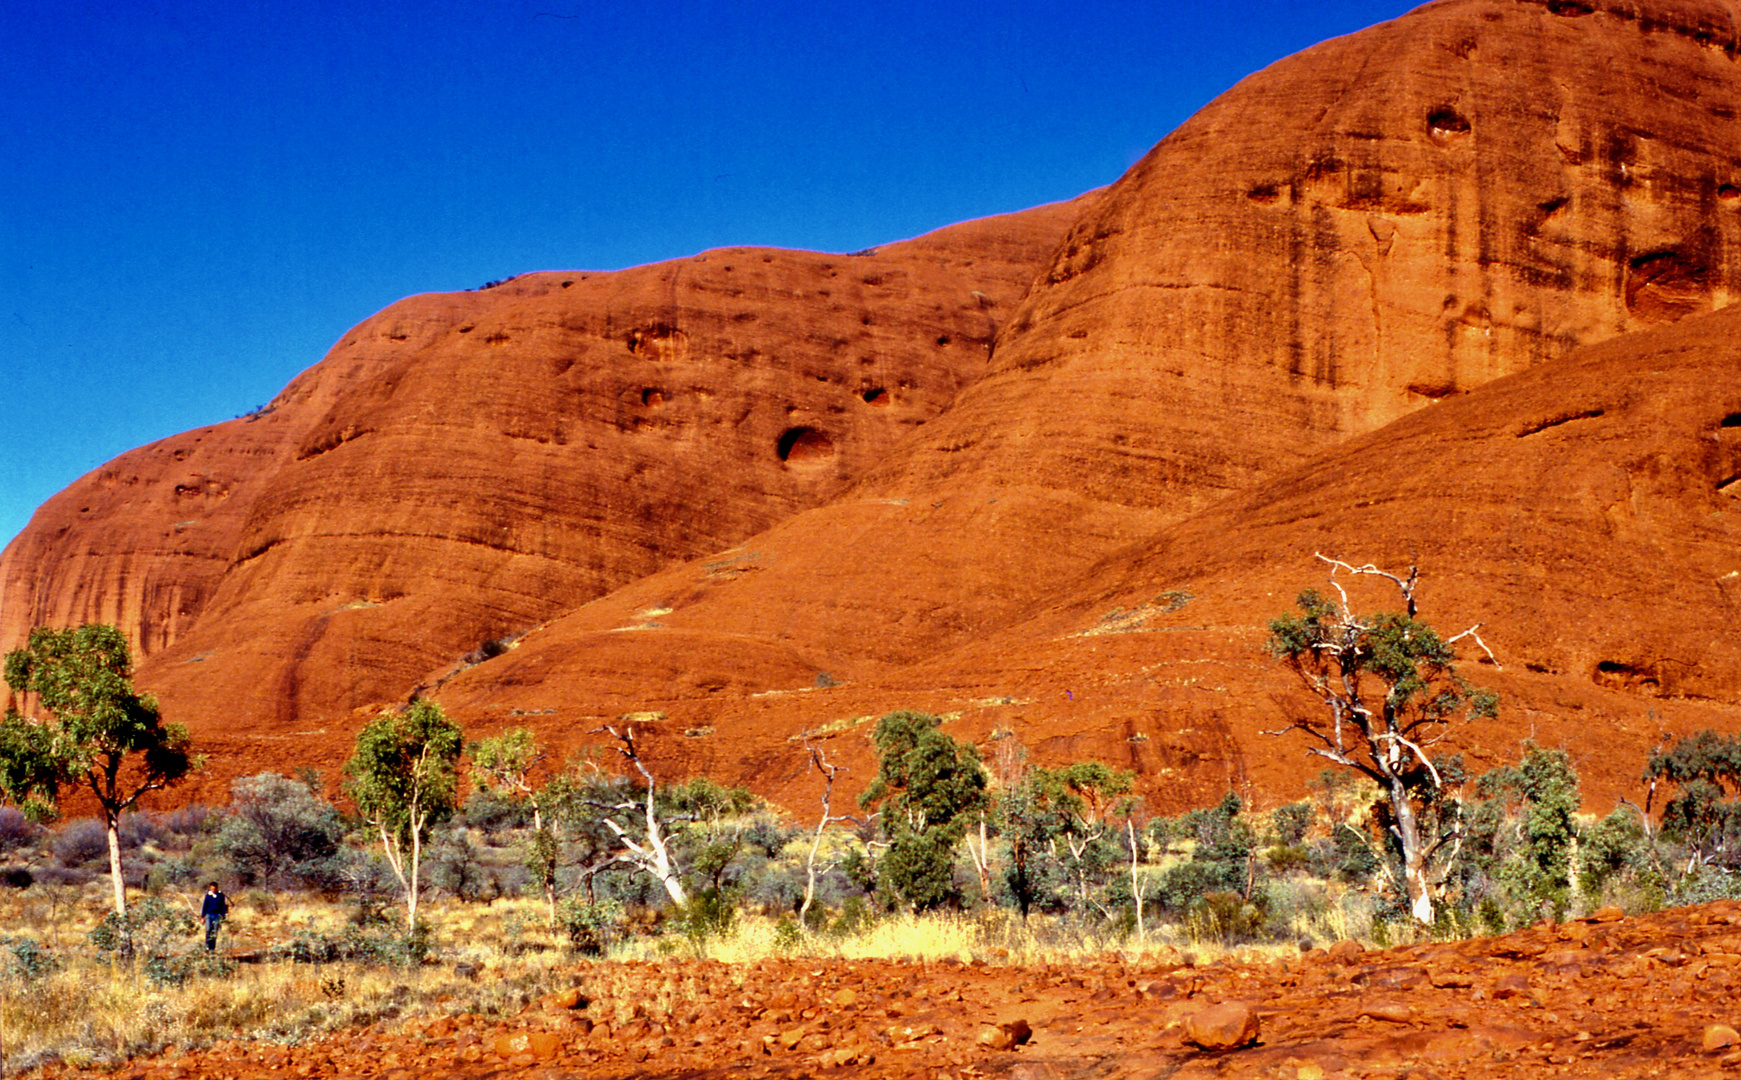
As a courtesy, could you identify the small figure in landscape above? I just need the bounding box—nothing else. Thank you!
[201,882,228,953]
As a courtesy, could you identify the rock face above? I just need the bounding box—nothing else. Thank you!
[7,0,1741,807]
[424,0,1741,809]
[0,195,1093,755]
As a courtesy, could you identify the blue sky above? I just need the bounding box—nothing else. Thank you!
[0,0,1410,550]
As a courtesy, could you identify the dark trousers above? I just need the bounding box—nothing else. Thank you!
[204,915,222,952]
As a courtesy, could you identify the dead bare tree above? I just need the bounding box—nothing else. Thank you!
[797,740,867,931]
[1265,554,1498,925]
[1126,818,1147,942]
[586,724,689,907]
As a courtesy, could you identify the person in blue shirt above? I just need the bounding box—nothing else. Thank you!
[200,883,228,953]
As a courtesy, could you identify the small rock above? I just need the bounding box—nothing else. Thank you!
[831,988,859,1007]
[1589,905,1625,923]
[1182,1002,1261,1051]
[978,1019,1033,1050]
[1705,1024,1741,1051]
[978,1026,1015,1051]
[1356,966,1428,990]
[1326,940,1365,963]
[1492,973,1533,1000]
[1357,1001,1412,1024]
[1296,1063,1325,1080]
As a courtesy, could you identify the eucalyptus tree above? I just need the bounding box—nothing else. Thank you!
[1,624,196,916]
[1267,556,1497,924]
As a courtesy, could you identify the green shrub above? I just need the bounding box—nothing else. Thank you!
[1186,890,1268,944]
[1,935,55,981]
[282,921,433,968]
[556,898,623,956]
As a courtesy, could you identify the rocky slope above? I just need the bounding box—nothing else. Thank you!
[7,0,1741,811]
[431,301,1741,814]
[69,901,1741,1079]
[0,195,1093,754]
[424,0,1741,811]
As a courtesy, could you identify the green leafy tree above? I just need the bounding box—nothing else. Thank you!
[344,699,463,928]
[998,760,1134,919]
[1267,557,1497,924]
[1646,730,1741,873]
[468,727,555,918]
[1577,806,1651,904]
[860,711,987,911]
[1,624,196,916]
[1152,792,1254,912]
[1478,743,1580,923]
[662,776,757,894]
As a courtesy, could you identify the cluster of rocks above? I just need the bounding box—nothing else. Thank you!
[57,900,1741,1079]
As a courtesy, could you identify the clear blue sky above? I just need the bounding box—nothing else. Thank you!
[0,0,1410,550]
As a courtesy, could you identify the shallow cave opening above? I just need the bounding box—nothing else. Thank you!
[777,426,835,463]
[862,387,888,405]
[1427,106,1471,138]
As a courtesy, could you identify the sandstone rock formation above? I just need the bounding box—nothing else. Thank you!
[0,195,1093,772]
[7,0,1741,810]
[426,0,1741,810]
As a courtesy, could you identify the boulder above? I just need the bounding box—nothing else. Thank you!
[1182,1002,1260,1051]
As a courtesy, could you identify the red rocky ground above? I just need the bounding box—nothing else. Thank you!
[65,901,1741,1080]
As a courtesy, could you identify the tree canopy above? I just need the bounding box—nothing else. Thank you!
[344,699,463,927]
[1,624,195,915]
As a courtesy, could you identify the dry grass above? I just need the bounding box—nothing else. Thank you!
[0,888,583,1072]
[0,874,1380,1071]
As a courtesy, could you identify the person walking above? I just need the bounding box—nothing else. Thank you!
[200,882,228,953]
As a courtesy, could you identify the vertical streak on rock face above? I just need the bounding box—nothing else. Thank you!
[882,0,1741,525]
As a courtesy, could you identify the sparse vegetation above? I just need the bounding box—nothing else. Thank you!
[1,652,1736,1072]
[1266,556,1497,924]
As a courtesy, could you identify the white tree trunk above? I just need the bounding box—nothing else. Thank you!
[407,811,423,928]
[1389,777,1434,924]
[1127,819,1145,942]
[106,818,127,917]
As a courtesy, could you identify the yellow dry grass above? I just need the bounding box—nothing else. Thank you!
[0,874,1380,1070]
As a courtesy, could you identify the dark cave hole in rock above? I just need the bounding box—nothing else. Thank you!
[862,388,888,405]
[1427,107,1471,138]
[1721,413,1741,428]
[642,388,665,407]
[777,426,835,464]
[1593,660,1660,694]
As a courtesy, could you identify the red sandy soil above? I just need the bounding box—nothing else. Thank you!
[57,901,1741,1080]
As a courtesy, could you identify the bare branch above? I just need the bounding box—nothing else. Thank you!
[1316,552,1418,617]
[1445,624,1501,669]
